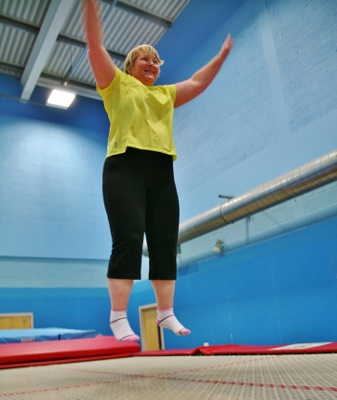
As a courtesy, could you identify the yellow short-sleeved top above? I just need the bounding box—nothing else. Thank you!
[97,68,177,160]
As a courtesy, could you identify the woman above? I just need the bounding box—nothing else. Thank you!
[84,0,234,342]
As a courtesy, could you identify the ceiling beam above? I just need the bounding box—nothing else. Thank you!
[0,15,39,34]
[0,14,126,62]
[102,0,172,29]
[20,0,76,101]
[0,59,99,101]
[116,1,172,29]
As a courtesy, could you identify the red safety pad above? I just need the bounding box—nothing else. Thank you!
[2,339,336,369]
[198,342,337,355]
[137,342,337,357]
[0,336,140,369]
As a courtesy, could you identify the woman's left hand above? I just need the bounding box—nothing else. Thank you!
[221,34,235,55]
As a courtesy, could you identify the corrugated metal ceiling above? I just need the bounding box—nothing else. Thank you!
[0,0,190,101]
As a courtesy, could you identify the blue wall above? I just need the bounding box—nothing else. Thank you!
[161,0,337,220]
[0,288,110,334]
[0,0,337,344]
[0,75,113,335]
[0,75,110,259]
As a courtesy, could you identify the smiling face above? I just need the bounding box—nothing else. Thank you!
[124,45,163,86]
[129,51,160,85]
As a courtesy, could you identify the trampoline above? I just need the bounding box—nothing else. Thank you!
[1,330,337,398]
[0,353,337,399]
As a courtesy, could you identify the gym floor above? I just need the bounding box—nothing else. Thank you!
[1,353,337,399]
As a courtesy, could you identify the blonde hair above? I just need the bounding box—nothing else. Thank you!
[124,44,164,75]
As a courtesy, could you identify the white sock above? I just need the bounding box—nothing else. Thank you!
[110,310,140,342]
[156,308,191,336]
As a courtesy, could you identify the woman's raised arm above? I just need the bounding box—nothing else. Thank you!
[83,0,116,89]
[174,35,234,108]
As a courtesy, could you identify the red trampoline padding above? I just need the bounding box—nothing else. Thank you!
[0,352,134,370]
[137,342,337,357]
[198,342,337,355]
[0,336,140,368]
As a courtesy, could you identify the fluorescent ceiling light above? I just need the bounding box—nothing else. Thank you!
[47,89,76,109]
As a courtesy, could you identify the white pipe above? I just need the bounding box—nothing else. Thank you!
[177,149,337,244]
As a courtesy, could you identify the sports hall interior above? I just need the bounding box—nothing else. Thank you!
[0,0,336,398]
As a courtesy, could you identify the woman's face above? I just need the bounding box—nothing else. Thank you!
[129,50,160,86]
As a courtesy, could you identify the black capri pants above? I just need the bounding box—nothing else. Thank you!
[102,147,179,280]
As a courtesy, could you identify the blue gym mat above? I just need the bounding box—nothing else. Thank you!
[0,328,96,343]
